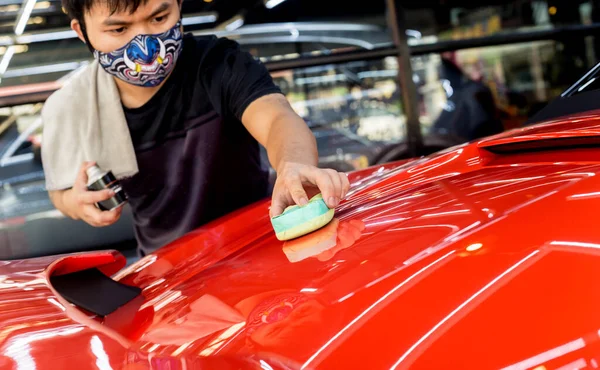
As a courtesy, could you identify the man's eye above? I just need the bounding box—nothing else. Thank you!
[153,16,166,23]
[110,27,126,34]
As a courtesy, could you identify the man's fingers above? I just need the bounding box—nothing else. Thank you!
[99,208,122,225]
[74,161,95,191]
[341,172,351,199]
[81,205,105,226]
[79,189,114,205]
[287,176,309,207]
[273,164,351,218]
[270,184,293,217]
[83,205,121,227]
[110,205,123,218]
[312,171,336,208]
[270,197,286,218]
[326,169,343,201]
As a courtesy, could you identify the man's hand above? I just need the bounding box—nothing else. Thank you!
[240,94,350,217]
[55,161,123,227]
[270,162,350,218]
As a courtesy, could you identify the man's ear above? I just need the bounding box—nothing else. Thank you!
[71,19,86,43]
[178,0,184,32]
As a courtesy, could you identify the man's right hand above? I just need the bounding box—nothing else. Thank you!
[55,161,123,227]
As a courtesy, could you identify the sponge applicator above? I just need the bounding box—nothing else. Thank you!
[271,193,335,241]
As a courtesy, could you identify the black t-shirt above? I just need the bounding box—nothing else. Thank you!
[120,33,282,254]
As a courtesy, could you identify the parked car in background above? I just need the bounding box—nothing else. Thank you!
[0,110,136,260]
[1,63,600,369]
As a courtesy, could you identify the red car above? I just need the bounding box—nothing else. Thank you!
[2,72,600,370]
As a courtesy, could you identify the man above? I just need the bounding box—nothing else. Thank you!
[44,0,349,255]
[431,56,503,142]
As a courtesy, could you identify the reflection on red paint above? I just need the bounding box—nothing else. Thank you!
[316,220,366,261]
[282,219,365,263]
[142,294,245,345]
[235,290,343,361]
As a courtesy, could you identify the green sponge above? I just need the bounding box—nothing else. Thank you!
[271,193,335,241]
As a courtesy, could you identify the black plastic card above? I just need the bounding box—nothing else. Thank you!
[50,268,141,316]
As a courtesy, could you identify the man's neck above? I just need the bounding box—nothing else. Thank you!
[114,78,165,110]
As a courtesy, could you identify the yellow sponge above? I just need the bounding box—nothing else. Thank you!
[270,194,335,241]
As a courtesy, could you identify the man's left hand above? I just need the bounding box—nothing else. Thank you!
[270,162,350,218]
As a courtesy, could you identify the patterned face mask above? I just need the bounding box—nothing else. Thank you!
[93,20,183,87]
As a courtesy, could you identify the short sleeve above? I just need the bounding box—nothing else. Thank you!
[199,37,283,120]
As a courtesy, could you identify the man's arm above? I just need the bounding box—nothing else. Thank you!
[49,189,76,219]
[241,93,350,217]
[242,93,318,170]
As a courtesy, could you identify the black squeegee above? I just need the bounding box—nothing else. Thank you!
[50,268,141,316]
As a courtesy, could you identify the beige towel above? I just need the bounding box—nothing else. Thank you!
[41,60,139,191]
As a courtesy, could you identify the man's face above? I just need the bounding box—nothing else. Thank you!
[73,0,181,53]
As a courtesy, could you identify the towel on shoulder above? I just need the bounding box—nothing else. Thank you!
[41,60,139,191]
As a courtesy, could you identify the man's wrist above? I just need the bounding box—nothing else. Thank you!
[276,160,290,174]
[276,158,318,174]
[60,189,79,220]
[276,160,299,174]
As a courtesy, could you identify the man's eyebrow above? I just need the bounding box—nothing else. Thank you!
[147,2,171,19]
[103,18,130,27]
[102,2,171,26]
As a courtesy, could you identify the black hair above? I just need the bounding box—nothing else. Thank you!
[61,0,150,22]
[62,0,151,52]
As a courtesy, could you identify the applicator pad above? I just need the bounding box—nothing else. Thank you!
[271,193,335,241]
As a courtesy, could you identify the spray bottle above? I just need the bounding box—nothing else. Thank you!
[86,164,128,211]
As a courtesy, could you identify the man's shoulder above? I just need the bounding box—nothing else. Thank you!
[182,33,245,64]
[45,63,94,103]
[42,62,99,118]
[184,33,240,50]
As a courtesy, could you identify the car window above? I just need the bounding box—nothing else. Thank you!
[525,61,600,125]
[13,139,33,156]
[268,53,457,171]
[0,103,43,167]
[560,63,600,97]
[192,22,395,62]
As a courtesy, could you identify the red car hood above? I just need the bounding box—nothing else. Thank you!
[4,117,600,369]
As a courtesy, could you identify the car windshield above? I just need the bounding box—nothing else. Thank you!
[0,103,43,166]
[561,62,600,98]
[526,61,600,125]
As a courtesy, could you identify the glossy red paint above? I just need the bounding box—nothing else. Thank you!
[4,118,600,369]
[478,109,600,148]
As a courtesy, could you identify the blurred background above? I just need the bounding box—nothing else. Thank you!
[1,0,598,261]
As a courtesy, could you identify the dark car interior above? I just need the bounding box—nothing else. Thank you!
[527,62,600,125]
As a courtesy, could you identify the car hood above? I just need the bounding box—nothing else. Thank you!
[5,118,600,369]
